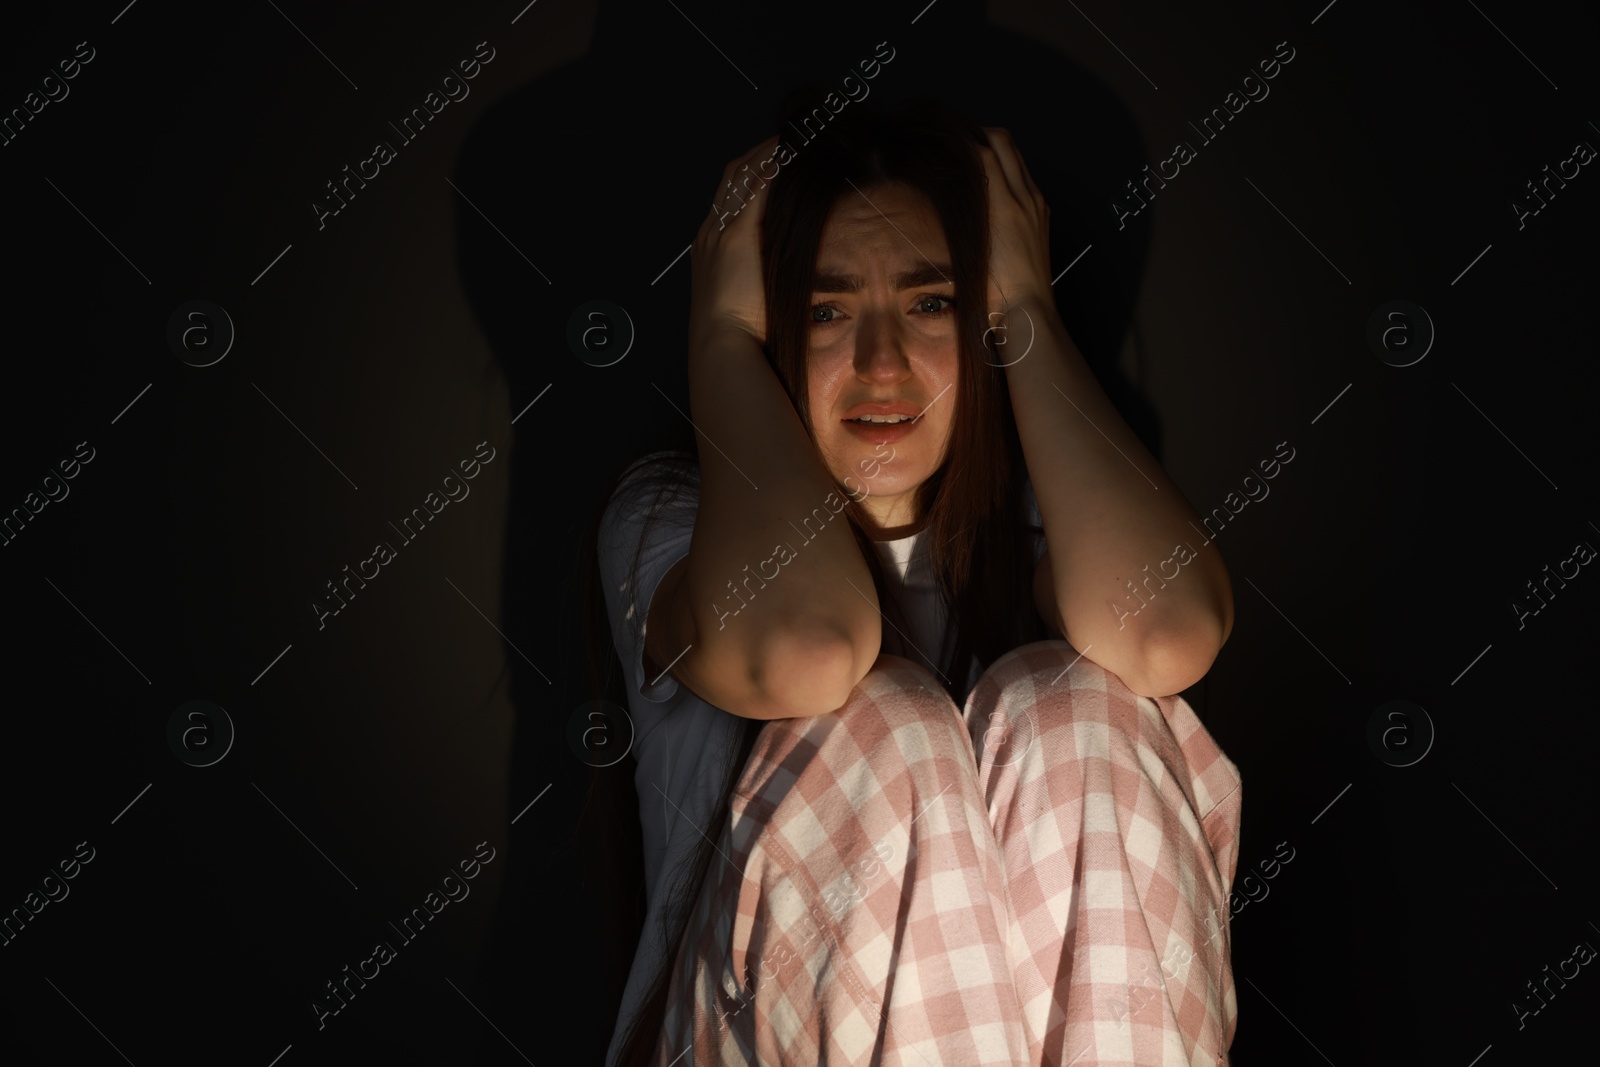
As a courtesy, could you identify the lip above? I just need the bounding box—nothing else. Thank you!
[842,417,920,445]
[840,400,924,444]
[842,400,924,420]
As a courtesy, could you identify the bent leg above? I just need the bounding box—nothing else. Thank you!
[654,654,1030,1066]
[962,640,1243,1067]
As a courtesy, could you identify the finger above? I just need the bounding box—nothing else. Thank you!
[749,132,781,161]
[712,134,783,217]
[718,134,782,189]
[991,127,1044,203]
[981,127,1046,216]
[981,127,1032,207]
[975,141,1010,211]
[977,148,1026,228]
[1011,140,1044,205]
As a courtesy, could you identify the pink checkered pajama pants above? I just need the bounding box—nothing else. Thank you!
[652,639,1244,1066]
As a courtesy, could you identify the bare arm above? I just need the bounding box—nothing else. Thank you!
[1010,301,1232,699]
[644,138,881,720]
[983,129,1232,697]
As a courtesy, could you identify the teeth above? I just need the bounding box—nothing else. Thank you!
[853,414,912,424]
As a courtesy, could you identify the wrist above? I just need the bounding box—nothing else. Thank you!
[689,317,765,360]
[684,321,764,371]
[997,286,1057,321]
[991,291,1072,375]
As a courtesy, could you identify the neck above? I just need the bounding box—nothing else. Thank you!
[864,499,924,541]
[872,518,924,541]
[855,486,923,540]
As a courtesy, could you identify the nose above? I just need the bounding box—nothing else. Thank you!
[853,311,912,385]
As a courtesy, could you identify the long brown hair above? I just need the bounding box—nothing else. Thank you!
[580,94,1049,1066]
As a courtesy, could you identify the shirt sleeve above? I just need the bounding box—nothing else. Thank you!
[1023,478,1048,565]
[597,453,700,704]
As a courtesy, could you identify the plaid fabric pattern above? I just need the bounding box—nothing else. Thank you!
[652,640,1242,1066]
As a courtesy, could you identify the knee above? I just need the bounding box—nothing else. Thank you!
[984,640,1143,705]
[749,652,970,767]
[971,640,1153,754]
[982,639,1119,693]
[737,653,978,833]
[852,652,951,710]
[834,653,972,761]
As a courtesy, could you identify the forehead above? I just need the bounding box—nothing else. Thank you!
[814,182,949,271]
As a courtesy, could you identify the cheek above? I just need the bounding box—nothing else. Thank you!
[805,354,853,418]
[923,353,960,436]
[932,414,958,461]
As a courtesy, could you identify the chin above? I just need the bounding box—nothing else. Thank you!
[832,438,940,501]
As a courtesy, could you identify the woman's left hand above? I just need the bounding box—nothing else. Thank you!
[978,127,1053,320]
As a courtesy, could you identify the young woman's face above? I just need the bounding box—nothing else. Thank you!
[804,181,960,538]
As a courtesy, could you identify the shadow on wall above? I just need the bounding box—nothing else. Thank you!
[451,1,1157,1060]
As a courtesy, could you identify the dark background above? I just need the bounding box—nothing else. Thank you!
[0,1,1595,1064]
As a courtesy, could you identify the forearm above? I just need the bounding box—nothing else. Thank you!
[1003,294,1233,693]
[680,326,881,690]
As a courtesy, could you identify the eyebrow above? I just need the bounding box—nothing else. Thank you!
[811,264,954,294]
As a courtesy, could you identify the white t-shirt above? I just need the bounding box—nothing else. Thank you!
[596,451,1047,1066]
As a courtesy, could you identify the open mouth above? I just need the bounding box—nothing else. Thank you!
[843,414,922,441]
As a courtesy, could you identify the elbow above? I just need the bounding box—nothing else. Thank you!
[1125,623,1224,698]
[1133,560,1233,696]
[753,618,877,719]
[1215,563,1235,647]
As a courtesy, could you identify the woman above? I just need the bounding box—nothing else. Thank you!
[585,99,1243,1066]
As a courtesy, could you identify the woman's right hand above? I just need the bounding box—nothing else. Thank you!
[689,134,781,352]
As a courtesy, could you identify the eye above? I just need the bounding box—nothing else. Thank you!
[807,295,956,329]
[810,304,840,326]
